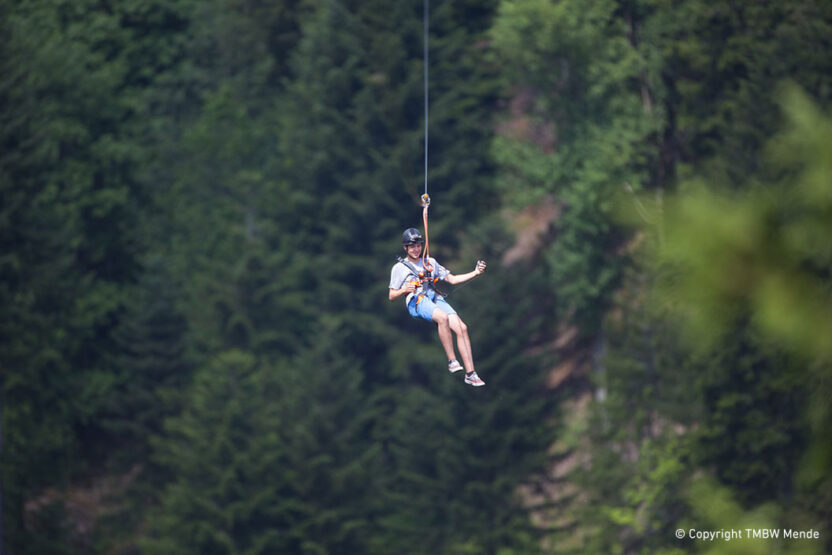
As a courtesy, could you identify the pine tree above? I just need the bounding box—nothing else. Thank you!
[490,2,832,551]
[278,324,385,554]
[692,330,807,505]
[273,2,559,552]
[374,249,557,554]
[646,0,832,185]
[143,351,299,554]
[491,0,661,333]
[99,258,192,461]
[655,88,832,536]
[1,1,148,548]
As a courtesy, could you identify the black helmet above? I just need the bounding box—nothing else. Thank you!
[401,228,424,246]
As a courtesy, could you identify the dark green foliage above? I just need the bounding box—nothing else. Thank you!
[572,264,809,553]
[694,331,807,504]
[654,89,832,547]
[143,351,296,554]
[646,0,832,184]
[375,255,555,554]
[3,0,832,552]
[492,0,658,332]
[491,0,832,551]
[1,1,150,548]
[278,327,383,554]
[100,258,191,458]
[268,3,550,553]
[567,264,695,554]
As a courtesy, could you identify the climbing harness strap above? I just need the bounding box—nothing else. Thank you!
[397,257,439,288]
[397,256,441,304]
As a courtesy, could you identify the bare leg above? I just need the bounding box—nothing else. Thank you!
[432,309,457,362]
[447,314,475,373]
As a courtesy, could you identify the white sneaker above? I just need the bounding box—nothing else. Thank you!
[464,371,485,387]
[448,359,464,373]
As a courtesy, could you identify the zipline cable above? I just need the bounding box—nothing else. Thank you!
[423,0,429,199]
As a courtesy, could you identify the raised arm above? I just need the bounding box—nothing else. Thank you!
[444,260,486,286]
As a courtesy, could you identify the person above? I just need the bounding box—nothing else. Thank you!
[388,227,487,386]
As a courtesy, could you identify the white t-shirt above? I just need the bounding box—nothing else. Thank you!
[389,257,450,306]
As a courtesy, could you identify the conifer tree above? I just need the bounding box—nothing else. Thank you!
[273,3,560,552]
[163,91,314,360]
[100,258,192,459]
[143,351,298,554]
[278,324,384,554]
[655,89,832,535]
[1,1,152,547]
[491,0,660,332]
[490,2,832,551]
[374,253,556,553]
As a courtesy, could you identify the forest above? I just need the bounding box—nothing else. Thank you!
[1,0,831,553]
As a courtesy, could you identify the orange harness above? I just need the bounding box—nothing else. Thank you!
[397,254,439,306]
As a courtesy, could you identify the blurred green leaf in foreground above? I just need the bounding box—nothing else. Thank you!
[658,86,832,363]
[653,86,831,553]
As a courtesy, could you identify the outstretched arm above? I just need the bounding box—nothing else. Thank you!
[444,260,486,286]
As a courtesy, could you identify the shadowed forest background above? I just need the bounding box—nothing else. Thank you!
[1,0,831,553]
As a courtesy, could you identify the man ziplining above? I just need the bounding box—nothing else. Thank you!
[389,0,487,386]
[388,227,487,387]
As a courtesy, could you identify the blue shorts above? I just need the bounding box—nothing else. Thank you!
[408,293,457,322]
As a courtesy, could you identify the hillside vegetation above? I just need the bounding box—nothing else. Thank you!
[2,0,830,553]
